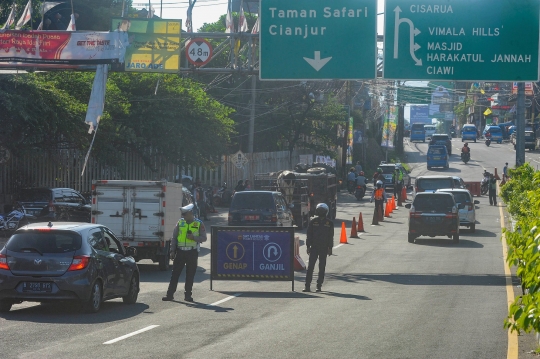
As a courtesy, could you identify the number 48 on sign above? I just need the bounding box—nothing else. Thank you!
[186,38,213,67]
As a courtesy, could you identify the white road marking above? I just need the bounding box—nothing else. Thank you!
[333,243,344,249]
[103,325,159,345]
[207,293,242,306]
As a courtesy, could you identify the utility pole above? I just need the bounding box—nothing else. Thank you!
[396,104,404,154]
[516,82,525,166]
[248,75,256,154]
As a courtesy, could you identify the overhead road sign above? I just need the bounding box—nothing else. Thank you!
[260,0,377,80]
[383,0,540,81]
[397,86,431,104]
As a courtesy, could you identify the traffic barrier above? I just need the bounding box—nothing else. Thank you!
[293,236,306,271]
[340,222,348,243]
[350,217,359,238]
[402,187,408,201]
[494,167,501,180]
[464,182,481,196]
[384,201,391,217]
[357,212,365,232]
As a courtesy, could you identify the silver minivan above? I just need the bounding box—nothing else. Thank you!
[437,188,479,232]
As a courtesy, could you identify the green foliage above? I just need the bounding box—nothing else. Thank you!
[502,163,540,334]
[454,98,474,127]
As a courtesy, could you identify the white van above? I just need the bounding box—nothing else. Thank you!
[424,125,436,140]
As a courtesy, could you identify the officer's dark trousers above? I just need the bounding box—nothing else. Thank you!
[375,200,385,218]
[489,188,497,206]
[305,247,327,287]
[167,248,198,297]
[395,183,403,201]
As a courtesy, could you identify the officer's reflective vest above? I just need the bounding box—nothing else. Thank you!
[374,188,384,200]
[177,219,200,247]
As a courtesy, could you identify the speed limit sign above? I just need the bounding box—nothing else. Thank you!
[186,38,213,66]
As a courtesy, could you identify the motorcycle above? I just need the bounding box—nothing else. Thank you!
[485,139,491,146]
[0,204,36,236]
[481,172,490,195]
[355,185,366,201]
[461,151,470,164]
[205,187,216,213]
[213,183,233,207]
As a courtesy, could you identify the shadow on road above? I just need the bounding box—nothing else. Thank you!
[320,291,371,300]
[414,238,484,248]
[139,266,209,284]
[0,301,150,323]
[326,273,505,286]
[172,300,235,313]
[467,229,498,238]
[219,291,318,299]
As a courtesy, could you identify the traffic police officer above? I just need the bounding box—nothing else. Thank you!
[303,203,334,293]
[370,180,388,224]
[162,204,207,302]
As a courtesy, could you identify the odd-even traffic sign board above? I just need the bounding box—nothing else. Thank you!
[259,0,377,80]
[383,0,540,81]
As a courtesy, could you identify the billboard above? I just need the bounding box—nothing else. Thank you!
[346,117,353,164]
[0,30,125,65]
[111,18,181,73]
[382,105,398,148]
[211,227,294,283]
[410,105,430,124]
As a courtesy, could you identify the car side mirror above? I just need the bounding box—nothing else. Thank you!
[474,200,480,205]
[405,204,412,209]
[126,247,137,257]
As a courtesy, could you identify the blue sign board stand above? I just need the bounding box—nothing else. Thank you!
[211,226,295,291]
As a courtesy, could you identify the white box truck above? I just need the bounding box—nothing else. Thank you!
[91,180,184,271]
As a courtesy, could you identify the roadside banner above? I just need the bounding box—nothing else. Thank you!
[211,226,295,290]
[0,30,126,64]
[382,105,398,148]
[111,17,181,73]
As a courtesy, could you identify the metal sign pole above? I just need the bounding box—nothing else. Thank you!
[516,82,525,166]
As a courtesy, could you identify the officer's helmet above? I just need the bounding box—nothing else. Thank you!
[315,203,329,217]
[376,180,383,189]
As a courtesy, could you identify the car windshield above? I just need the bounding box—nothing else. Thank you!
[380,166,396,174]
[411,124,425,131]
[6,231,82,253]
[428,147,446,155]
[432,135,448,141]
[414,195,455,212]
[230,193,276,210]
[441,192,470,204]
[463,126,476,132]
[489,127,501,133]
[425,126,436,131]
[418,178,453,190]
[17,189,51,202]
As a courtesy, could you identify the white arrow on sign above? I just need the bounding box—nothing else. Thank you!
[303,51,332,71]
[393,6,422,66]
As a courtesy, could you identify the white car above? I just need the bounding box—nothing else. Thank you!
[436,188,479,232]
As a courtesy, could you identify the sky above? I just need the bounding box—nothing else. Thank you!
[134,0,387,33]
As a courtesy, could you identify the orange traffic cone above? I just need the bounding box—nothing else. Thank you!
[402,187,408,201]
[384,201,391,217]
[357,212,365,232]
[350,217,359,238]
[340,222,348,244]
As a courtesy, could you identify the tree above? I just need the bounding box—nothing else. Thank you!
[454,98,474,127]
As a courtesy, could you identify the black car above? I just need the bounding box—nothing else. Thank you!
[228,191,294,227]
[405,192,462,244]
[15,188,91,222]
[0,223,139,313]
[429,134,452,155]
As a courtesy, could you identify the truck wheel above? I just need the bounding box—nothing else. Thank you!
[453,233,460,243]
[0,299,12,312]
[158,255,170,271]
[408,234,415,243]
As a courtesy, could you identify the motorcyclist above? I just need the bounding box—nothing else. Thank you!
[461,142,470,154]
[355,171,367,193]
[347,167,356,193]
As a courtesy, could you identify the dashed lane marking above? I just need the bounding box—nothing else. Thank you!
[103,325,159,345]
[207,293,242,307]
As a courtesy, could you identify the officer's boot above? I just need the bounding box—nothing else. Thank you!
[302,285,311,292]
[184,292,194,302]
[316,284,322,292]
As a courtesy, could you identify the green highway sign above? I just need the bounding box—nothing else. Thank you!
[383,0,540,81]
[260,0,377,80]
[397,86,431,104]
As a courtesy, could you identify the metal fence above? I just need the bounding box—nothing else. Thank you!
[0,149,312,207]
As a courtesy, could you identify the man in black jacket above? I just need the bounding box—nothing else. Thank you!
[303,203,334,292]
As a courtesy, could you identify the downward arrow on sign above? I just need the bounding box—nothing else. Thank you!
[303,51,332,71]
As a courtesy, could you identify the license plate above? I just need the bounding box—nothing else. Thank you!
[244,215,260,221]
[426,217,441,223]
[22,282,53,293]
[433,156,441,160]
